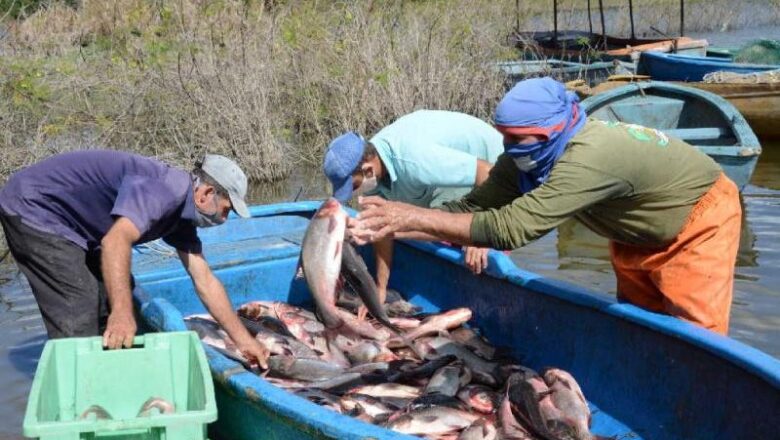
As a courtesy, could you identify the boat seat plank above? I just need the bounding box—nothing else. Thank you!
[663,127,730,141]
[608,100,684,128]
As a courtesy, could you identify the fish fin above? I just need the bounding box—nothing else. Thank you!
[295,257,304,279]
[334,239,342,260]
[357,305,368,321]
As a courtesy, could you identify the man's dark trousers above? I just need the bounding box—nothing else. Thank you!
[0,211,109,338]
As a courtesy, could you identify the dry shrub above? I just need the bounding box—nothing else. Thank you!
[4,0,773,183]
[276,0,511,165]
[0,0,513,182]
[11,3,80,51]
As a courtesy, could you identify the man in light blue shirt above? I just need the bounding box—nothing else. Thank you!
[323,110,504,307]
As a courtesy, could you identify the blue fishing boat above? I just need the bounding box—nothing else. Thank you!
[637,51,779,81]
[495,58,633,88]
[131,201,780,440]
[581,81,761,190]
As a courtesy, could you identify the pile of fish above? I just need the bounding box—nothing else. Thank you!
[186,298,596,439]
[184,199,600,439]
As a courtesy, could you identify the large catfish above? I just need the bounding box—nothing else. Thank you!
[301,198,348,329]
[340,241,400,332]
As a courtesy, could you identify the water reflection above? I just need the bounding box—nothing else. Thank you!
[556,219,609,265]
[750,144,780,191]
[736,198,759,268]
[246,165,330,205]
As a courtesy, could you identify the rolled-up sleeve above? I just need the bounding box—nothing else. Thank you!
[470,162,631,250]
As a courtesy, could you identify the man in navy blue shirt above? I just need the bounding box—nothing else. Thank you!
[0,150,269,367]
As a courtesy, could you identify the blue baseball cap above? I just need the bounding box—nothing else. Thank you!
[322,131,365,202]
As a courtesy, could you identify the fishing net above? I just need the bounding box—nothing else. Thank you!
[703,69,780,84]
[733,39,780,64]
[702,39,780,83]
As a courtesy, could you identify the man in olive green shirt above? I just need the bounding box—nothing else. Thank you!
[349,78,741,335]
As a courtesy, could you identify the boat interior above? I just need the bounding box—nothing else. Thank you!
[132,202,780,440]
[586,89,738,146]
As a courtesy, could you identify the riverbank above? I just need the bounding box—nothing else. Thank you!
[0,0,511,182]
[1,0,777,183]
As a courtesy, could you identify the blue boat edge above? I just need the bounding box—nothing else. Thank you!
[132,201,780,440]
[637,51,780,82]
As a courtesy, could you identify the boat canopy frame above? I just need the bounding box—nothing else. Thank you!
[515,0,687,49]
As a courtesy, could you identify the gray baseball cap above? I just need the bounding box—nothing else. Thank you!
[200,154,251,218]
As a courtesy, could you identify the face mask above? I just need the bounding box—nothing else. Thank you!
[511,155,539,172]
[195,193,226,228]
[505,136,546,173]
[356,175,377,195]
[355,168,378,195]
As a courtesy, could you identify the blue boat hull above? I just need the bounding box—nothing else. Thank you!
[582,81,762,190]
[637,51,779,82]
[131,202,780,440]
[495,59,632,88]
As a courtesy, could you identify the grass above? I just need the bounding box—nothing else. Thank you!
[0,0,777,183]
[0,0,513,182]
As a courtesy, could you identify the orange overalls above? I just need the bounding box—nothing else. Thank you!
[609,174,741,335]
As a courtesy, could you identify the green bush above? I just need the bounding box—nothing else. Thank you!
[0,0,77,19]
[0,0,511,182]
[0,0,774,183]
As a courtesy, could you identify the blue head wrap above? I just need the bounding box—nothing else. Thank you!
[494,77,586,192]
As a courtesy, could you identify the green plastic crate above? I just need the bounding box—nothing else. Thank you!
[23,331,217,440]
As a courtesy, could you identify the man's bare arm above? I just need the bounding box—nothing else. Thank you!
[475,159,493,186]
[101,217,142,349]
[351,197,475,246]
[373,237,393,305]
[179,250,269,368]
